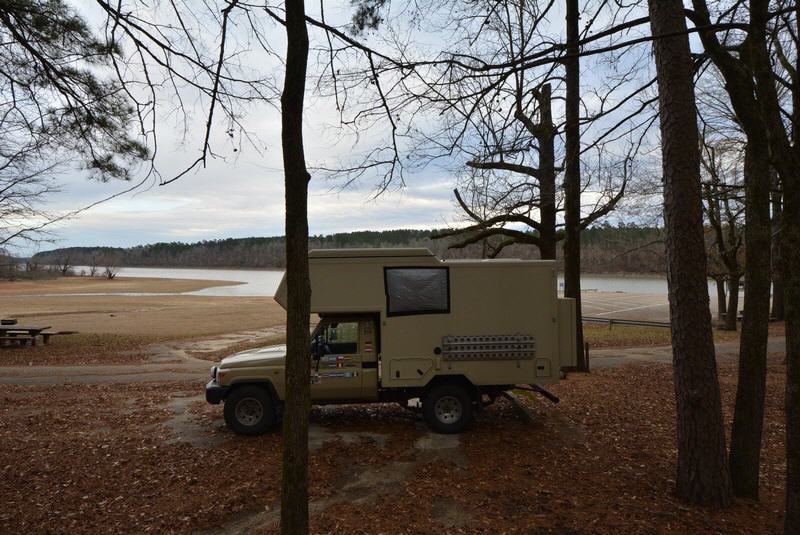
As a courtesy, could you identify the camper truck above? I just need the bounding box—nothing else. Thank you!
[206,248,576,434]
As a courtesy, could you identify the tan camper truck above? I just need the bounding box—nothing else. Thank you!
[206,248,576,434]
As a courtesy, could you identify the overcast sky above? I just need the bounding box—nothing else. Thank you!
[35,108,461,255]
[19,1,477,256]
[20,1,654,256]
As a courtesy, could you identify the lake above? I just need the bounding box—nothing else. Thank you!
[77,266,688,297]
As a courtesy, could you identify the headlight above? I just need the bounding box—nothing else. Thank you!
[210,366,217,380]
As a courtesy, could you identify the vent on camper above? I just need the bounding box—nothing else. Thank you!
[441,334,536,361]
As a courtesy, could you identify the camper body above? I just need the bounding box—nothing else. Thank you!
[206,248,576,434]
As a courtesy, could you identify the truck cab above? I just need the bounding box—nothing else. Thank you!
[310,316,379,401]
[206,248,576,435]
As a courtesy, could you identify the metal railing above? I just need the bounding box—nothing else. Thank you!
[582,316,671,329]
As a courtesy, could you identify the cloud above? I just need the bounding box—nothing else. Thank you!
[13,0,651,256]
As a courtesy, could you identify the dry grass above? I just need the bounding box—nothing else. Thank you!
[584,321,785,349]
[0,294,285,338]
[0,276,240,295]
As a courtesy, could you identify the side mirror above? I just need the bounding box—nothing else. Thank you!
[311,338,325,372]
[311,339,324,360]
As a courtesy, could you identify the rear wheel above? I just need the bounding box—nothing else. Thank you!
[423,383,473,434]
[224,385,276,436]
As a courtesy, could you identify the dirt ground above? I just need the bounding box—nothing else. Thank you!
[0,277,285,338]
[0,357,787,534]
[0,276,789,533]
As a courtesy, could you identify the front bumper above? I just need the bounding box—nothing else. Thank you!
[205,380,229,404]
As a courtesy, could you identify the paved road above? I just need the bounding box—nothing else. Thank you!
[0,337,787,385]
[0,362,209,385]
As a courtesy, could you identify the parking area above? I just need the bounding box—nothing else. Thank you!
[580,291,676,322]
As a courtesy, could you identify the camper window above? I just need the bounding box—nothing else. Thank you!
[384,267,450,316]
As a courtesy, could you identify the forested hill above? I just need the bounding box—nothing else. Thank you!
[32,226,666,273]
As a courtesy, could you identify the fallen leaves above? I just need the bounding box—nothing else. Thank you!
[0,333,170,366]
[0,355,788,534]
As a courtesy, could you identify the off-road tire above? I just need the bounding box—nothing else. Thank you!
[423,383,474,434]
[224,385,276,436]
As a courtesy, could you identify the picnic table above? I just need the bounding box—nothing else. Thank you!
[0,325,53,347]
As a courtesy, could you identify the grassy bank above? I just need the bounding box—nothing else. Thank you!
[584,321,785,349]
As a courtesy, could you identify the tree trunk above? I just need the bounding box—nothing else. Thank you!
[537,84,557,261]
[724,275,740,331]
[771,185,784,320]
[715,276,727,326]
[563,0,585,370]
[729,141,771,499]
[783,166,800,534]
[786,8,800,530]
[647,0,732,507]
[280,0,311,533]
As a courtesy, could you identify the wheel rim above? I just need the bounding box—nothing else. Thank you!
[434,395,462,425]
[235,397,264,426]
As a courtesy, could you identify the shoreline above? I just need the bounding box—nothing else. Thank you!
[80,265,285,272]
[0,275,243,296]
[88,265,666,278]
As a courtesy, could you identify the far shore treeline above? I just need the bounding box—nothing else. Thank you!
[29,225,665,273]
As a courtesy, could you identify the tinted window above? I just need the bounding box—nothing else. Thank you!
[385,267,450,316]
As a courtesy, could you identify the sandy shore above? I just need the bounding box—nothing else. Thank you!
[0,275,242,295]
[0,276,285,337]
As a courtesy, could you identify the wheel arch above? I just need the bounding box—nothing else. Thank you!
[228,379,280,406]
[424,374,480,402]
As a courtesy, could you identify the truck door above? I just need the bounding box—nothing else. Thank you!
[359,318,379,400]
[311,320,363,400]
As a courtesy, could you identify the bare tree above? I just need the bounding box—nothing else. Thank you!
[648,0,733,506]
[689,0,781,502]
[100,254,119,280]
[88,256,99,277]
[414,2,632,295]
[700,139,745,331]
[433,75,561,259]
[0,248,18,279]
[0,160,61,247]
[56,255,72,277]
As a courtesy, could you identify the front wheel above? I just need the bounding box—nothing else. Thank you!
[224,385,276,436]
[423,383,474,434]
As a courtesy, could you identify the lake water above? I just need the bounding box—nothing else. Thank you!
[73,266,285,297]
[75,266,686,297]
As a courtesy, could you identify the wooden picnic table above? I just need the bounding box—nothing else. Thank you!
[0,325,52,347]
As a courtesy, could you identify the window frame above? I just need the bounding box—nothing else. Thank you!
[383,265,451,317]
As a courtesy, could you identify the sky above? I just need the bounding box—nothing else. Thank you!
[16,0,655,256]
[19,1,471,256]
[35,111,461,254]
